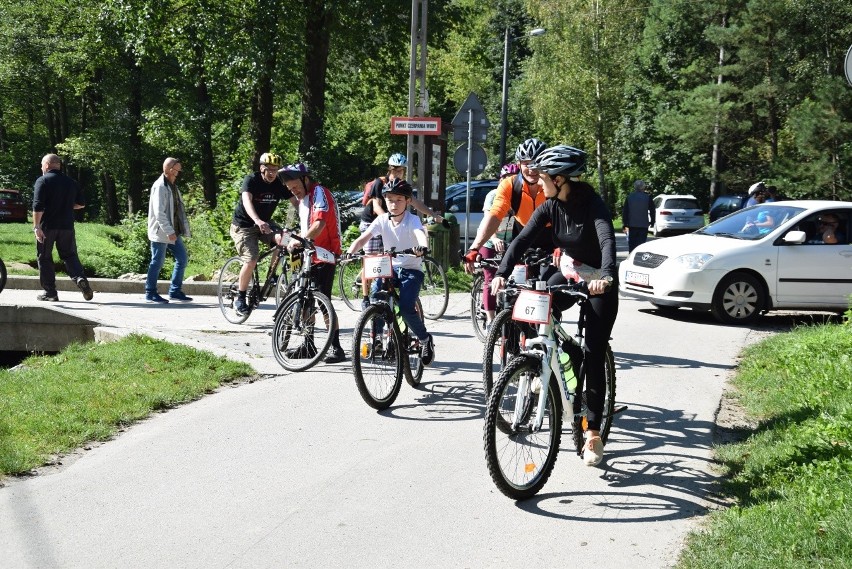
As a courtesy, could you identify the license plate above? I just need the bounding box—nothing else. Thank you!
[675,216,690,222]
[0,211,10,216]
[625,271,649,286]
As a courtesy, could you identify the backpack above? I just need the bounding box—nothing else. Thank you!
[362,176,387,206]
[508,174,524,237]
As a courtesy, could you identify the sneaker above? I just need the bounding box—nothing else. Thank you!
[582,432,604,467]
[37,293,58,302]
[234,297,249,315]
[286,341,318,359]
[76,278,94,301]
[324,346,346,364]
[169,291,193,302]
[420,334,435,366]
[145,293,169,304]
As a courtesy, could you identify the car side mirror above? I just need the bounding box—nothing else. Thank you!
[783,230,807,244]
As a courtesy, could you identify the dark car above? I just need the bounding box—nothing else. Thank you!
[0,189,27,223]
[443,179,500,244]
[709,194,748,222]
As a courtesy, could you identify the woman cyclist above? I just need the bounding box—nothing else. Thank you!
[490,145,618,467]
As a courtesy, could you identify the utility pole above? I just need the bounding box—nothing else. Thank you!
[407,0,429,205]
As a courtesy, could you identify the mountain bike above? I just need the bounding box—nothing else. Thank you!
[338,253,448,320]
[483,279,624,500]
[0,257,6,294]
[349,249,427,409]
[270,234,338,372]
[470,256,501,342]
[217,229,298,324]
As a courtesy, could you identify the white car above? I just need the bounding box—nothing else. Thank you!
[652,194,706,236]
[619,200,852,324]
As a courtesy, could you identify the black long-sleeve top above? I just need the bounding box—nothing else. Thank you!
[496,182,617,280]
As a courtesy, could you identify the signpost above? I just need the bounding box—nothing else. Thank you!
[390,116,442,135]
[451,93,490,249]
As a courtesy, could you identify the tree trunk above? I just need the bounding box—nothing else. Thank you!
[298,0,333,161]
[710,14,727,201]
[126,59,145,215]
[0,106,7,152]
[101,170,120,225]
[250,60,275,170]
[193,44,218,208]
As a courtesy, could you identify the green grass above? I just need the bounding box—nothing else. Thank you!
[677,324,852,569]
[0,335,253,476]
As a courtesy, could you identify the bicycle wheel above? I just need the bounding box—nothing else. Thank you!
[482,308,533,396]
[271,291,336,372]
[484,355,562,500]
[352,304,403,409]
[403,298,425,388]
[419,256,448,320]
[218,256,251,324]
[0,258,7,294]
[338,257,363,312]
[470,274,487,342]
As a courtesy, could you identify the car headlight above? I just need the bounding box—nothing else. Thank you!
[673,253,713,269]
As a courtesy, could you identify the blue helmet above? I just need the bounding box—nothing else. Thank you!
[388,153,408,167]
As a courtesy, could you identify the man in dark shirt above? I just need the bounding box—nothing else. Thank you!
[622,179,655,253]
[32,154,93,302]
[229,152,295,315]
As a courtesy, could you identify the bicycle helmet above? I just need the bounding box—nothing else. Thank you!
[279,162,310,180]
[388,153,408,167]
[748,181,766,196]
[528,145,587,178]
[259,152,283,167]
[381,178,413,198]
[515,138,547,162]
[500,163,520,179]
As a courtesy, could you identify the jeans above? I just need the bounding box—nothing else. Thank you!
[396,268,429,341]
[145,237,188,295]
[627,227,649,252]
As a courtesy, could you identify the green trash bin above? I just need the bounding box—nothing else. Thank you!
[427,221,449,270]
[443,214,461,266]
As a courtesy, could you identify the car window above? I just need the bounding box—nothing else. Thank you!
[0,191,20,201]
[699,205,805,240]
[663,198,700,209]
[799,211,849,245]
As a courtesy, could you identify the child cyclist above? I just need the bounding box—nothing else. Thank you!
[346,178,435,366]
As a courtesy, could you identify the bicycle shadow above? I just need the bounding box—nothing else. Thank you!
[514,401,729,521]
[380,376,486,422]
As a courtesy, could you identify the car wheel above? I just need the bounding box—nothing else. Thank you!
[711,272,764,325]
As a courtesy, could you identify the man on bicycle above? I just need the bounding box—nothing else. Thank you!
[230,152,294,316]
[280,162,347,364]
[347,179,435,366]
[358,153,446,310]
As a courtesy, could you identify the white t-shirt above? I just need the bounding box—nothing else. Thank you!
[366,211,427,270]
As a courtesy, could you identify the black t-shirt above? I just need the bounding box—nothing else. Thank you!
[232,172,292,228]
[32,170,84,230]
[360,177,385,224]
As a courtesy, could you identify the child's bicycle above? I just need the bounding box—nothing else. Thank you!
[483,278,625,500]
[348,248,427,409]
[270,233,338,372]
[217,229,299,324]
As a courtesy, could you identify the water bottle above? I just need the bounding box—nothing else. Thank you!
[393,302,407,333]
[558,348,578,394]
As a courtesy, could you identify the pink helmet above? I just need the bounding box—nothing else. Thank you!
[500,163,520,179]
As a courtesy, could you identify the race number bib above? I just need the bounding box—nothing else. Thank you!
[313,246,337,265]
[512,290,552,325]
[363,254,394,278]
[509,264,527,285]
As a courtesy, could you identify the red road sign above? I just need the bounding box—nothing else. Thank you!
[390,116,442,135]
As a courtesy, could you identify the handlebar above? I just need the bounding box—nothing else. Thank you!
[342,247,429,261]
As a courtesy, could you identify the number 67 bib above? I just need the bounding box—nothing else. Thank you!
[512,290,552,325]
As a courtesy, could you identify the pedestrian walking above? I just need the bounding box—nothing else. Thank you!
[622,179,655,253]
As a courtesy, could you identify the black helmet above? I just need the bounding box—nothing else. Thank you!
[528,145,587,178]
[515,138,547,162]
[381,178,413,198]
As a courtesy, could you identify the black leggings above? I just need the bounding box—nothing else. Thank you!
[541,265,618,431]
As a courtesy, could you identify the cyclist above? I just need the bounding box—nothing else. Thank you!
[464,138,553,275]
[280,162,346,364]
[477,163,520,330]
[490,145,618,467]
[358,153,446,310]
[347,178,435,366]
[230,152,294,316]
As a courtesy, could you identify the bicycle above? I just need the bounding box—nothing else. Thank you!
[469,255,505,342]
[217,229,298,324]
[338,253,448,320]
[349,249,427,409]
[483,279,623,500]
[0,257,6,294]
[270,233,338,372]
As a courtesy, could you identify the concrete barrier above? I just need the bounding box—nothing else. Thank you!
[3,275,218,296]
[0,305,98,352]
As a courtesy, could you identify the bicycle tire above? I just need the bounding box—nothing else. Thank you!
[481,308,533,396]
[0,258,6,294]
[419,256,448,320]
[352,303,403,409]
[218,256,251,324]
[403,298,425,387]
[273,254,296,306]
[271,291,336,372]
[471,274,487,342]
[338,257,363,312]
[484,355,562,500]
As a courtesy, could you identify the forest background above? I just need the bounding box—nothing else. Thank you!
[1,0,850,234]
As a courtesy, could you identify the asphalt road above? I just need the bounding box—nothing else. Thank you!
[0,285,767,568]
